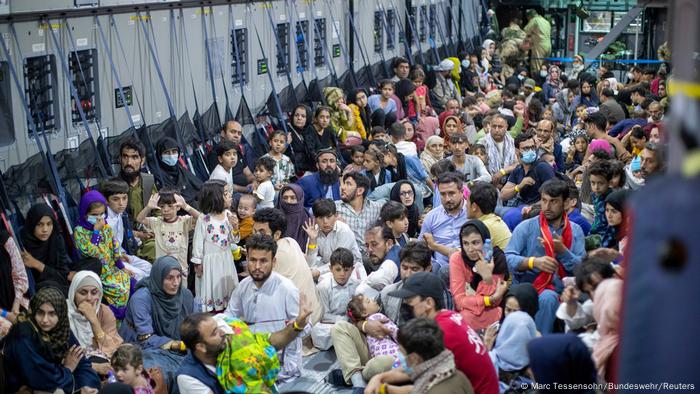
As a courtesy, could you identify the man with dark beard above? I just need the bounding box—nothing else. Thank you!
[219,234,308,382]
[177,302,312,392]
[335,171,382,256]
[118,139,156,218]
[118,139,157,260]
[297,148,342,208]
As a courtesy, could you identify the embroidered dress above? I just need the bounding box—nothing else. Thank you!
[262,153,296,187]
[74,225,131,311]
[216,317,280,394]
[192,213,239,312]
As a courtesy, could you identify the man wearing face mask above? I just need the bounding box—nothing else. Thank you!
[296,149,341,208]
[500,132,555,230]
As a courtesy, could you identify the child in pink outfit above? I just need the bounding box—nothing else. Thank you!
[347,295,400,359]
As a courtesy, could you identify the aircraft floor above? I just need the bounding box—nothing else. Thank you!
[278,349,355,393]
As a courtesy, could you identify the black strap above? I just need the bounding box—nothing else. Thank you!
[401,1,426,65]
[288,0,325,104]
[418,6,440,65]
[346,1,378,87]
[250,2,289,134]
[385,0,413,64]
[263,1,299,111]
[1,24,73,230]
[137,11,194,172]
[323,0,358,88]
[45,18,110,178]
[308,0,340,87]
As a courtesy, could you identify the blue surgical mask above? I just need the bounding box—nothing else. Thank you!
[461,59,470,69]
[521,150,537,164]
[397,352,414,375]
[87,214,103,225]
[517,74,525,81]
[539,70,548,78]
[161,153,179,167]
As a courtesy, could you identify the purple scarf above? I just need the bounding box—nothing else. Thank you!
[275,184,310,252]
[77,190,108,230]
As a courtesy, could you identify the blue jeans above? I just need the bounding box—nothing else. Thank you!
[503,204,526,231]
[535,289,559,334]
[143,348,186,394]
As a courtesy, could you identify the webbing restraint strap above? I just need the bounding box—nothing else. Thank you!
[96,15,164,185]
[345,1,378,88]
[45,18,110,178]
[418,6,440,64]
[288,0,325,104]
[375,2,394,78]
[0,170,22,249]
[206,6,235,120]
[385,0,413,65]
[137,11,194,172]
[2,24,72,229]
[432,0,452,58]
[263,1,299,111]
[63,18,115,176]
[175,9,210,175]
[284,0,309,95]
[401,0,426,65]
[228,5,246,99]
[323,0,358,88]
[251,3,289,134]
[200,8,220,112]
[308,0,340,87]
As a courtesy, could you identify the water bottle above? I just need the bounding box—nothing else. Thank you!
[107,371,117,384]
[482,239,493,262]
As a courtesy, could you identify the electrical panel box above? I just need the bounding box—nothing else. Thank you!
[386,9,396,49]
[276,22,290,76]
[314,18,326,67]
[231,28,248,86]
[295,20,309,71]
[24,55,60,134]
[0,61,14,147]
[419,5,427,42]
[373,11,383,53]
[69,49,99,124]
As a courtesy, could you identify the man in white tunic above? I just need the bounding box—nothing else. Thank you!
[220,234,308,382]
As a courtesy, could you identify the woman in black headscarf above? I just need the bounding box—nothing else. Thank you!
[287,104,316,175]
[21,204,71,295]
[394,79,417,118]
[390,181,420,238]
[503,283,540,320]
[3,286,100,392]
[155,137,203,203]
[449,220,510,330]
[348,88,372,134]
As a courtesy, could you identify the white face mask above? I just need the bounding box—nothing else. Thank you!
[517,74,525,81]
[540,70,548,78]
[481,59,489,69]
[461,59,470,69]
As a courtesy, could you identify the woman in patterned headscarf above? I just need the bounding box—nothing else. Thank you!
[3,286,100,392]
[324,87,363,146]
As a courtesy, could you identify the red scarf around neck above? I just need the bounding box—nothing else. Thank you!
[533,212,572,294]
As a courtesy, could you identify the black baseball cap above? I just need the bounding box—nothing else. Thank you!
[388,272,443,303]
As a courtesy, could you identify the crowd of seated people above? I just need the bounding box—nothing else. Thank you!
[0,12,671,394]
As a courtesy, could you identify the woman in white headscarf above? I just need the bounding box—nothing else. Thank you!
[68,270,123,374]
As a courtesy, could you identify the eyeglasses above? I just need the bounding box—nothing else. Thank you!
[400,191,414,197]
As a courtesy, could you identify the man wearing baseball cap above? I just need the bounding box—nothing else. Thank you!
[367,272,499,394]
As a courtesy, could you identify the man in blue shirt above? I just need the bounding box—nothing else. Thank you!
[420,172,469,279]
[505,179,586,334]
[297,148,341,208]
[500,132,555,230]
